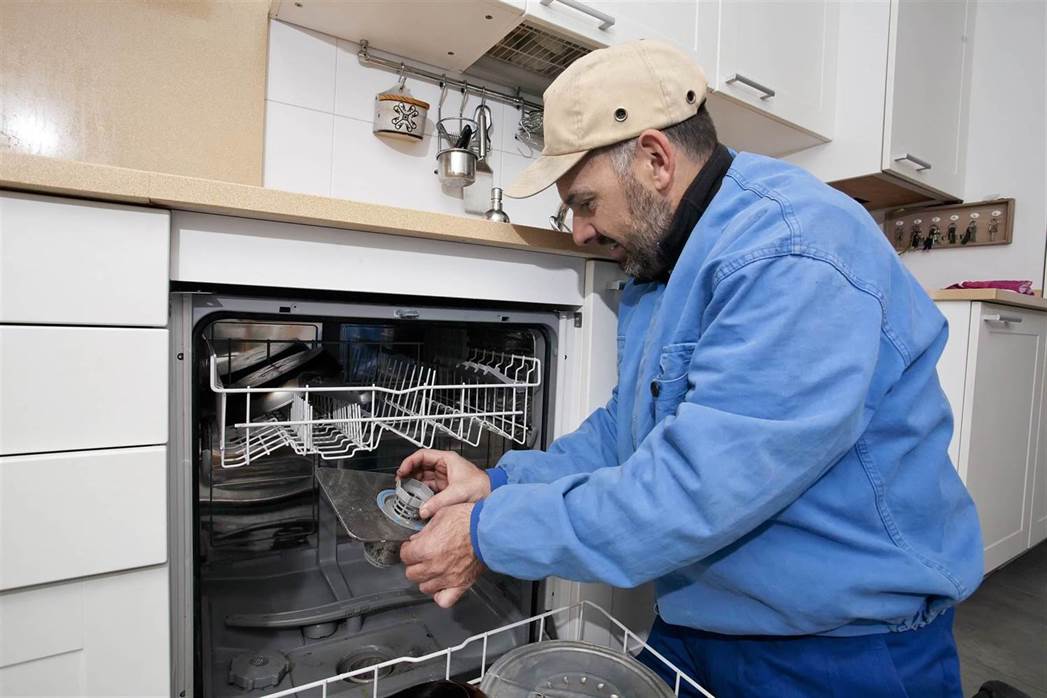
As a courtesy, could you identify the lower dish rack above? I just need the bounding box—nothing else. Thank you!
[258,601,713,698]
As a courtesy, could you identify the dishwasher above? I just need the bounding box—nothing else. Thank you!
[169,291,561,697]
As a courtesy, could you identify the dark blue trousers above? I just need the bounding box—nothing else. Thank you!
[639,610,963,697]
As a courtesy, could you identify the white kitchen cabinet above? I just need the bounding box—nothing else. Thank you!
[0,326,168,455]
[883,0,975,198]
[698,0,839,142]
[0,565,170,697]
[0,192,169,327]
[0,447,167,591]
[786,0,975,206]
[1028,341,1047,548]
[521,0,840,156]
[938,301,1047,573]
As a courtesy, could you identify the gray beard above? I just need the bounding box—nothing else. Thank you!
[618,175,675,282]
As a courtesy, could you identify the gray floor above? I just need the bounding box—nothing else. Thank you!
[955,541,1047,697]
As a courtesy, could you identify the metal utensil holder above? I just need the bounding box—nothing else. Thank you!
[257,601,713,698]
[209,343,541,469]
[435,84,479,187]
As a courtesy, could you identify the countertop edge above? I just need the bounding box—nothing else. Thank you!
[0,151,604,259]
[930,289,1047,311]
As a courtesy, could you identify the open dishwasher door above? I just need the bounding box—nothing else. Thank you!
[170,292,563,697]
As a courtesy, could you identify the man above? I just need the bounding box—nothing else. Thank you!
[398,40,983,697]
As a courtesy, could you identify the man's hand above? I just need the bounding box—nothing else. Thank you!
[397,449,491,519]
[400,503,484,608]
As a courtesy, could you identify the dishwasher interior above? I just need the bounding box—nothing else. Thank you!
[181,295,558,697]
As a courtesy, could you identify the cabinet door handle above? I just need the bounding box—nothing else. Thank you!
[539,0,615,30]
[893,153,933,171]
[984,314,1023,324]
[725,73,776,100]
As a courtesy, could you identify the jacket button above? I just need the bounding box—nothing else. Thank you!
[650,381,660,398]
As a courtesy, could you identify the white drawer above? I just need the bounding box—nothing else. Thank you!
[0,326,168,455]
[0,446,167,591]
[0,566,169,697]
[0,191,169,326]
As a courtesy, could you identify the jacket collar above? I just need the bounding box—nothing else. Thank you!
[653,143,734,283]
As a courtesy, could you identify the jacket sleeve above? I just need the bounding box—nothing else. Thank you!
[488,387,620,488]
[474,255,898,586]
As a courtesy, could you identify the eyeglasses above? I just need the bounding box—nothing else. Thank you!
[550,203,571,234]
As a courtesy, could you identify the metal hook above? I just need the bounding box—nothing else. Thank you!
[397,63,407,89]
[437,82,449,120]
[458,86,469,117]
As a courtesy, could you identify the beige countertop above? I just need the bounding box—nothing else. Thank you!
[930,288,1047,311]
[0,151,600,259]
[5,153,1043,307]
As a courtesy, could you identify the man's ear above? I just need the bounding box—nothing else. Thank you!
[635,129,675,194]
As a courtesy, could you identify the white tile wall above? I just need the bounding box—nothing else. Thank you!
[263,101,334,196]
[264,20,559,229]
[499,149,563,229]
[267,20,337,113]
[331,115,461,214]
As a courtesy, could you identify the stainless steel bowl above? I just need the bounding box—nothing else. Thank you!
[436,148,476,188]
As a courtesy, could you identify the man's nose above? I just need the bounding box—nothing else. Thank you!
[572,218,598,247]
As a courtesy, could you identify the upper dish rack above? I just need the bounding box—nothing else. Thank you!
[209,343,542,469]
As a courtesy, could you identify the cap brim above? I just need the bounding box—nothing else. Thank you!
[504,150,588,199]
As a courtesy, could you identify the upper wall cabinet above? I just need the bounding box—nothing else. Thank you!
[513,0,840,156]
[698,0,839,144]
[883,0,975,198]
[785,0,976,208]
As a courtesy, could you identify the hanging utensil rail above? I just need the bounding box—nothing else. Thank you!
[357,40,543,113]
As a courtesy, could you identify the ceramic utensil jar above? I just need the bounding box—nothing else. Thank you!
[373,71,429,142]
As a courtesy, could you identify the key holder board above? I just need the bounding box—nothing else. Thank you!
[884,198,1015,253]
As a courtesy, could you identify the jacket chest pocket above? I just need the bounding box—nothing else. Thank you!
[650,343,695,422]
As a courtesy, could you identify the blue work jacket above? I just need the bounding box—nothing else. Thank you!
[470,152,983,637]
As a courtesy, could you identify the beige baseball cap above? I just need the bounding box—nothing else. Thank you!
[505,39,708,199]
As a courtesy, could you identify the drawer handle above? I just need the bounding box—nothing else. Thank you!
[984,314,1023,324]
[539,0,616,30]
[726,73,776,100]
[893,153,933,171]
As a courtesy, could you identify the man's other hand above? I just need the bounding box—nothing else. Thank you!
[396,449,491,519]
[400,503,483,608]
